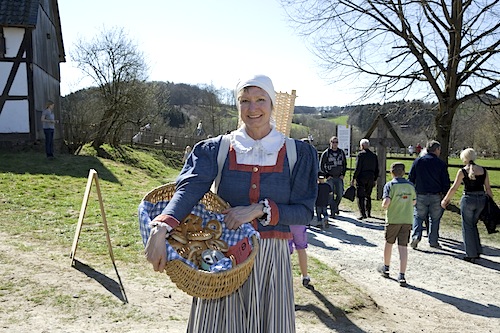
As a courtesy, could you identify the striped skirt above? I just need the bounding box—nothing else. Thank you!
[186,238,295,333]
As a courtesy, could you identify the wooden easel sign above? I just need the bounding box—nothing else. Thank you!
[69,169,127,302]
[69,169,116,265]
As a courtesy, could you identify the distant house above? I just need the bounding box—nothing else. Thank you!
[0,0,65,149]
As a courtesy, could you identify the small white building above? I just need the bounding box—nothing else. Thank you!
[0,0,65,149]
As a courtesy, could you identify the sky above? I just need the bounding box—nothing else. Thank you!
[58,0,360,107]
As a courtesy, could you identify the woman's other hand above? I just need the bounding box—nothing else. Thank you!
[222,204,264,230]
[440,199,449,209]
[144,224,168,272]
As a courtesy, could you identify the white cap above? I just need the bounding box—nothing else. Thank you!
[235,74,276,109]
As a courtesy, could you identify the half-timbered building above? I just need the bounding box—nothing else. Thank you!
[0,0,65,149]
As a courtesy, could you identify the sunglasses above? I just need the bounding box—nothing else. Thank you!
[331,141,339,143]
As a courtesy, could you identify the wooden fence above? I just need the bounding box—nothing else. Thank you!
[128,129,499,189]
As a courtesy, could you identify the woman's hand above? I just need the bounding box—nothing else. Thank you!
[144,224,168,272]
[440,199,449,209]
[222,204,264,230]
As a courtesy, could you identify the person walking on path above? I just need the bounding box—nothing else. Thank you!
[316,173,331,228]
[441,148,493,262]
[379,162,416,286]
[408,140,450,249]
[319,136,347,217]
[40,100,57,159]
[352,139,379,220]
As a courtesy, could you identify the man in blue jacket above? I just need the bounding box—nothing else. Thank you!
[408,140,450,249]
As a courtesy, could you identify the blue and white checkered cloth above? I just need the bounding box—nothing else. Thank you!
[139,200,259,270]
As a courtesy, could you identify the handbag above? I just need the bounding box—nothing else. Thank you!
[343,185,356,202]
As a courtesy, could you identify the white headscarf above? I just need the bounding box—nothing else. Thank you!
[234,74,276,110]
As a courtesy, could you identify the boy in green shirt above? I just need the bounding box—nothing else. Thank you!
[379,162,416,286]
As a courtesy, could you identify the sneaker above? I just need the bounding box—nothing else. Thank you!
[357,215,366,220]
[323,218,329,229]
[302,276,311,287]
[410,238,420,249]
[429,243,442,249]
[398,276,407,287]
[377,264,389,278]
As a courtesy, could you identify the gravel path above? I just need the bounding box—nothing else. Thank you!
[306,212,500,333]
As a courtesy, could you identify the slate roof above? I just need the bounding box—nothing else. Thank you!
[0,0,39,27]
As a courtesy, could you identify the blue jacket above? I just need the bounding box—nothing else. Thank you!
[408,153,450,194]
[161,134,318,239]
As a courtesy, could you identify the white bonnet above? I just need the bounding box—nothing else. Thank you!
[234,74,276,108]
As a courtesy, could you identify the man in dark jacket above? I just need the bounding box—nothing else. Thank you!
[408,140,450,249]
[319,136,347,217]
[352,139,379,219]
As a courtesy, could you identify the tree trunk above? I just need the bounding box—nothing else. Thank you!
[92,126,106,150]
[91,106,117,150]
[434,103,457,164]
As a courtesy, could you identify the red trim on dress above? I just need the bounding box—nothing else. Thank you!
[258,230,292,240]
[267,199,280,226]
[228,146,287,204]
[152,214,180,229]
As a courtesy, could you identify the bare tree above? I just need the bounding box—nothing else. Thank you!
[61,88,104,154]
[282,0,500,162]
[71,26,149,150]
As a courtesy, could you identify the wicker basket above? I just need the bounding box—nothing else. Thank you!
[142,183,259,299]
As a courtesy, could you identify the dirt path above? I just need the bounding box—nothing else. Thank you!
[1,210,499,333]
[306,212,500,333]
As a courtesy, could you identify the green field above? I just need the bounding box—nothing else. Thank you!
[328,115,349,126]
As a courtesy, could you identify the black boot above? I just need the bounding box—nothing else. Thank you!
[357,199,367,219]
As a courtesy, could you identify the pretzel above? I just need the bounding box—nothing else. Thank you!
[166,213,230,269]
[205,239,229,252]
[188,240,208,253]
[170,230,188,244]
[183,214,203,232]
[187,249,203,267]
[204,219,223,239]
[187,230,213,241]
[169,239,190,259]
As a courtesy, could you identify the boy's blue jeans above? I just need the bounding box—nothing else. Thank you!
[315,206,328,221]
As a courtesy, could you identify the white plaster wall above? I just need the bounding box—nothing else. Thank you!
[4,27,25,58]
[0,62,12,89]
[8,63,28,95]
[0,100,30,133]
[0,28,30,134]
